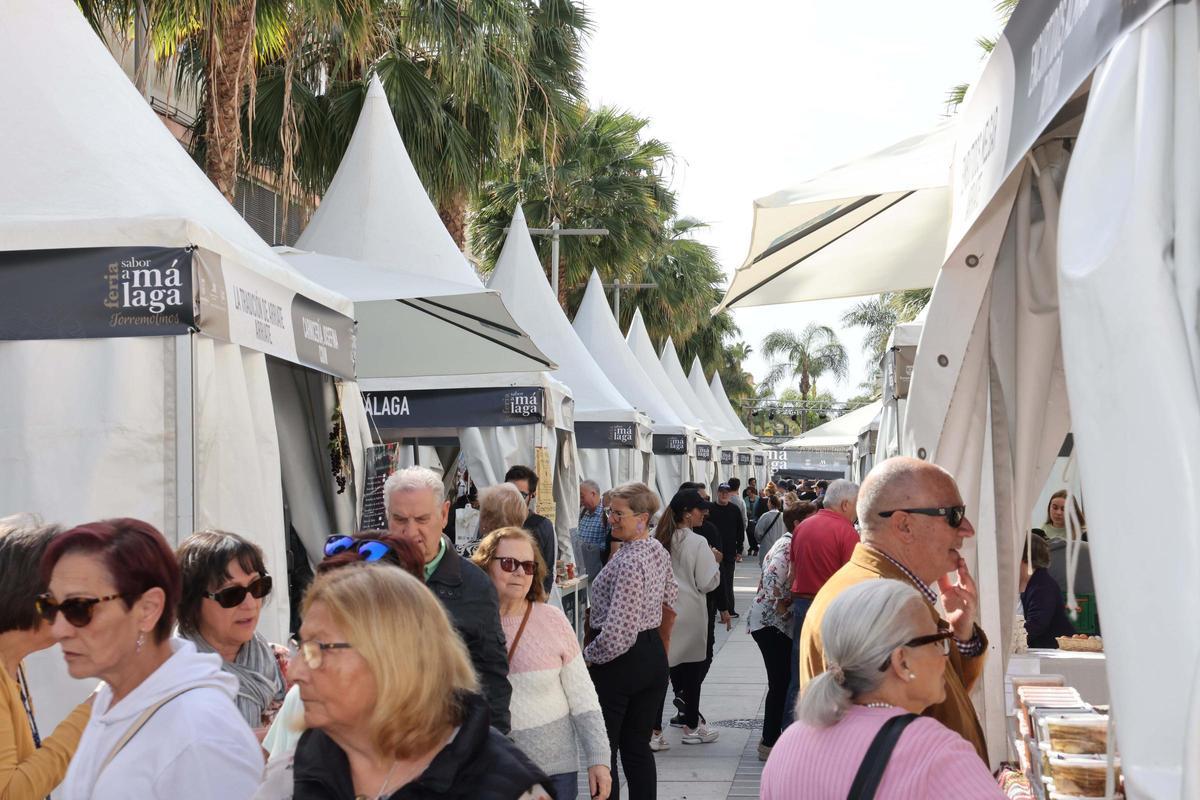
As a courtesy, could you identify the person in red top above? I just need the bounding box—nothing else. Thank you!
[782,478,859,729]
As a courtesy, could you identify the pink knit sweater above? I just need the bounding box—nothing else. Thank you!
[760,705,1004,799]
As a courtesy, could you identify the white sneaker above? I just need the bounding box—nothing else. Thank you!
[649,732,670,751]
[682,723,719,744]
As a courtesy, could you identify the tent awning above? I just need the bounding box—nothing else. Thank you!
[779,401,883,450]
[716,123,955,311]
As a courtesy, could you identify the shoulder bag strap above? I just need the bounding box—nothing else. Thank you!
[97,687,201,776]
[846,713,920,800]
[507,602,534,662]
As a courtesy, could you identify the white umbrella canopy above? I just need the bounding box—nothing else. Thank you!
[716,122,955,311]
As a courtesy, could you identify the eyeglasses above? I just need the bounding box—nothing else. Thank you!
[324,535,394,563]
[36,593,131,628]
[204,575,273,609]
[878,505,967,528]
[606,509,642,520]
[878,630,954,671]
[497,556,537,575]
[288,637,353,670]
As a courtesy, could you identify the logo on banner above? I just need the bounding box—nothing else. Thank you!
[695,444,712,461]
[609,424,635,446]
[102,251,191,328]
[738,453,752,465]
[504,390,542,419]
[754,455,764,465]
[720,451,733,465]
[653,434,687,454]
[366,393,410,418]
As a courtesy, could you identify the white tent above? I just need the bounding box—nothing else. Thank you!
[572,272,696,500]
[780,401,883,451]
[874,320,922,464]
[659,340,739,488]
[626,309,717,487]
[716,121,955,311]
[708,372,770,486]
[488,208,653,493]
[287,78,550,376]
[687,359,756,487]
[290,75,578,551]
[903,0,1183,790]
[0,0,370,730]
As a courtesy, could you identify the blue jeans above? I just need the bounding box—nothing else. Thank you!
[781,596,813,730]
[548,771,578,799]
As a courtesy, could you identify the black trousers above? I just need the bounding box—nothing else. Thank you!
[746,524,759,554]
[589,629,669,800]
[751,625,792,747]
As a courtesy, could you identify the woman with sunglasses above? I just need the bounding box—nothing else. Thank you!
[177,530,285,733]
[39,518,262,800]
[261,531,424,763]
[585,482,677,800]
[0,516,93,799]
[471,527,612,800]
[761,579,1003,799]
[254,565,553,800]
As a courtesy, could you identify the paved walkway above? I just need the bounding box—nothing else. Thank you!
[578,557,771,799]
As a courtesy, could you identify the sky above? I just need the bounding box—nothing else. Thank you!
[584,0,1002,397]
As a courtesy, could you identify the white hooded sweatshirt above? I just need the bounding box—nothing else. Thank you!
[59,637,263,800]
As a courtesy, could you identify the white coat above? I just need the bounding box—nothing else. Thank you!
[666,528,721,667]
[60,637,263,800]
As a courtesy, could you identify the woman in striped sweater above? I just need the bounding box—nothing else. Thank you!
[473,528,612,800]
[761,579,1003,799]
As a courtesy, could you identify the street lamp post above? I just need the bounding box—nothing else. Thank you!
[520,219,610,301]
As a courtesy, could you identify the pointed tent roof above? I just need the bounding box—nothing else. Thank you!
[659,338,733,442]
[571,272,686,430]
[0,0,350,315]
[709,371,758,441]
[295,77,479,286]
[688,358,756,445]
[487,208,637,422]
[626,309,715,440]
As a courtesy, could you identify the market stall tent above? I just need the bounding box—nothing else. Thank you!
[626,309,718,487]
[708,372,771,487]
[572,272,697,499]
[780,401,883,451]
[687,359,756,487]
[873,320,922,464]
[488,208,654,493]
[659,340,740,488]
[0,0,370,730]
[716,121,955,311]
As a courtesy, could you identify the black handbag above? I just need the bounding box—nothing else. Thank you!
[847,713,919,800]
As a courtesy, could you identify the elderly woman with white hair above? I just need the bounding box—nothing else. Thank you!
[761,579,1003,799]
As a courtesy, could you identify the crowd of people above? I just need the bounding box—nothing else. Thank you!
[0,455,1079,799]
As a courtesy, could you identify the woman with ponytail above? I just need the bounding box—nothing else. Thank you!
[761,580,1003,799]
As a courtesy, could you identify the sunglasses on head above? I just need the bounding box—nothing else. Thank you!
[878,505,967,528]
[36,592,131,628]
[497,557,537,575]
[324,535,394,563]
[205,575,272,609]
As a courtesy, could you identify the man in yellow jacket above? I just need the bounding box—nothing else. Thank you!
[798,456,989,761]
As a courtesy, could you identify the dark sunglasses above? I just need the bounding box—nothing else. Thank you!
[324,535,394,563]
[878,505,967,528]
[205,575,273,609]
[497,556,537,575]
[36,592,131,628]
[878,630,954,671]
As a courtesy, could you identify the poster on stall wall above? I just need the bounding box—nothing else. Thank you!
[359,443,399,530]
[534,445,556,520]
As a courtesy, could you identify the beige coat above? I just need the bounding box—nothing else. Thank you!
[666,529,721,666]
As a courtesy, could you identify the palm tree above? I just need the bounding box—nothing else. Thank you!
[841,288,931,393]
[946,0,1020,111]
[627,217,724,345]
[760,323,849,399]
[470,105,675,304]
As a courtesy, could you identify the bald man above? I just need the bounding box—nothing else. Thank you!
[797,457,989,761]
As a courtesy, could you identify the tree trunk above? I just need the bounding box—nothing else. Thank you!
[133,0,149,98]
[438,192,469,250]
[204,0,258,202]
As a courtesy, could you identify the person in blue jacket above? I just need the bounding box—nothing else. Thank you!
[1020,531,1076,648]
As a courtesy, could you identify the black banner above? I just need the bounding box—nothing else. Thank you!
[737,453,752,466]
[0,247,195,340]
[653,434,688,455]
[291,294,357,381]
[695,444,713,461]
[364,387,544,429]
[720,451,734,465]
[359,443,399,530]
[577,422,637,449]
[754,455,764,466]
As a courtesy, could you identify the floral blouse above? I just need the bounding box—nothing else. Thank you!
[584,536,678,665]
[748,533,793,636]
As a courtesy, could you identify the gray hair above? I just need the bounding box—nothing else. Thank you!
[822,479,859,511]
[797,579,927,727]
[384,466,446,513]
[580,479,601,494]
[856,457,954,538]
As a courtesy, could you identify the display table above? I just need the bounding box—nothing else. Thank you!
[1007,650,1110,707]
[557,576,590,646]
